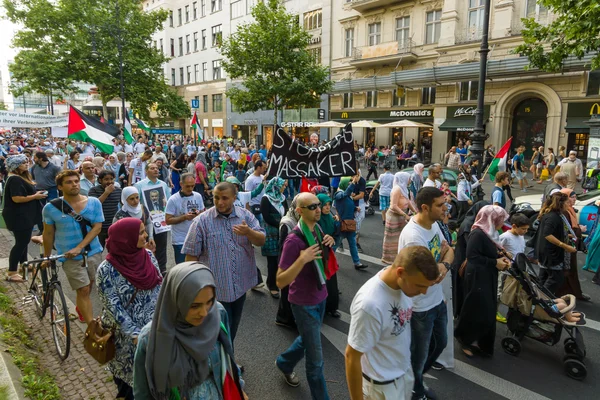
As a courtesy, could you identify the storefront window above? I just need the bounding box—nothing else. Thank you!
[418,128,433,164]
[366,128,376,148]
[213,127,224,138]
[567,132,589,163]
[511,97,547,159]
[390,128,403,148]
[264,125,274,149]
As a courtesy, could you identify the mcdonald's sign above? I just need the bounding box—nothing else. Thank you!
[591,103,600,116]
[341,112,349,119]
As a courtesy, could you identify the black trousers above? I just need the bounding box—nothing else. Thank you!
[113,376,134,400]
[538,267,565,296]
[457,200,471,223]
[154,231,168,274]
[276,286,296,328]
[366,167,378,180]
[326,273,339,313]
[266,256,278,291]
[98,227,109,250]
[9,229,32,273]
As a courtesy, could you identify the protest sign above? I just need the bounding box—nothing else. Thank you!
[266,124,357,179]
[0,111,68,128]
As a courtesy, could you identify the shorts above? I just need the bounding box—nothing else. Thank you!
[379,196,390,211]
[355,203,366,231]
[514,170,525,180]
[62,253,103,291]
[362,369,414,400]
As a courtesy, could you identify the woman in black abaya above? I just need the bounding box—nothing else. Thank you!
[455,205,511,357]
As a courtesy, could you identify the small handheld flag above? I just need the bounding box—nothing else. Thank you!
[123,109,134,144]
[487,137,513,180]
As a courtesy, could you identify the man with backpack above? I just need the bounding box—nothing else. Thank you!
[42,170,104,324]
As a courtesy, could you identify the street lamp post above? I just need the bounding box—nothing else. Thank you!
[470,0,491,171]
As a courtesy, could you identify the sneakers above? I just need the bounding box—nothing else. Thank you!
[356,243,364,253]
[431,361,445,371]
[521,189,528,192]
[496,311,507,324]
[275,361,300,387]
[354,263,368,270]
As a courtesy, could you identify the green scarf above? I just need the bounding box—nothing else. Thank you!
[298,217,326,282]
[316,194,335,236]
[220,160,228,181]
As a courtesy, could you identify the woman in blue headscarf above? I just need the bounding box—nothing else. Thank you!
[260,177,289,298]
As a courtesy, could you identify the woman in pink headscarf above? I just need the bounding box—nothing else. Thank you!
[454,205,510,357]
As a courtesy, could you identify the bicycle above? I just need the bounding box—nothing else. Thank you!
[21,248,75,361]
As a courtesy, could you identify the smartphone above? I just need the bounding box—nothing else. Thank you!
[42,191,48,195]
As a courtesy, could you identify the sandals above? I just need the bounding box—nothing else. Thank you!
[5,274,25,283]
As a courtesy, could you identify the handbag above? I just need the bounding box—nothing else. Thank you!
[84,289,138,365]
[341,219,356,232]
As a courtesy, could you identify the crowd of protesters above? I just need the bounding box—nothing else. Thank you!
[0,127,598,400]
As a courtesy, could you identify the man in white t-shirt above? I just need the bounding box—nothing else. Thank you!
[397,187,454,400]
[165,173,205,264]
[128,150,153,186]
[346,246,440,400]
[133,137,147,155]
[186,141,197,157]
[422,164,443,189]
[369,164,394,224]
[245,160,267,219]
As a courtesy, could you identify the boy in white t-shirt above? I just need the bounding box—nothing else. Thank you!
[497,213,530,322]
[369,164,394,224]
[346,246,440,400]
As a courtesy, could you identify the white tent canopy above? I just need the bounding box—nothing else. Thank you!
[379,119,432,128]
[351,120,381,128]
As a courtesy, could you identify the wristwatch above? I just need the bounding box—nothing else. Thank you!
[442,262,451,271]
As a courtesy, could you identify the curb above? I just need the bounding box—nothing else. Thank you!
[0,331,27,400]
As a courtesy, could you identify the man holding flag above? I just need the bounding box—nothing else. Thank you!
[275,192,335,399]
[486,137,513,181]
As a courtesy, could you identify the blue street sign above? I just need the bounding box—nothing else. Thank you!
[150,128,183,134]
[191,99,200,109]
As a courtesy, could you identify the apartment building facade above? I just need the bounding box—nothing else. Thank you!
[330,0,598,164]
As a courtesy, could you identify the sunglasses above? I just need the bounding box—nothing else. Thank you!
[301,203,321,211]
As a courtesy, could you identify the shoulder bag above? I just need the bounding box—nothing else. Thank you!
[0,176,13,229]
[341,219,356,232]
[84,289,138,365]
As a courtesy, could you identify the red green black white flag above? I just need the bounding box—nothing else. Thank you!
[67,106,119,154]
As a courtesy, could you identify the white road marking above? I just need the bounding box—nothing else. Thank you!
[335,248,386,267]
[321,321,552,400]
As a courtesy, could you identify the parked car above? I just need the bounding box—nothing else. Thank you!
[510,189,600,242]
[365,167,463,219]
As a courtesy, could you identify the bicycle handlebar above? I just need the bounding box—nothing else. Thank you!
[22,254,68,266]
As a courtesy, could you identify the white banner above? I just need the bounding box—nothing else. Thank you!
[0,110,68,128]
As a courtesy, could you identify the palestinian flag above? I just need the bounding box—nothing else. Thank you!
[488,137,513,180]
[190,111,200,130]
[123,109,134,144]
[135,118,151,132]
[68,106,119,154]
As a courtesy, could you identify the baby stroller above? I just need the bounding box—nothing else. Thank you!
[499,253,587,380]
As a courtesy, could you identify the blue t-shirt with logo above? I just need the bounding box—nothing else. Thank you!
[42,197,105,260]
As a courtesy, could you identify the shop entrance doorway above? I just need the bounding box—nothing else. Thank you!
[511,98,548,160]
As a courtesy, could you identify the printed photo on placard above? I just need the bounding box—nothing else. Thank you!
[143,186,167,214]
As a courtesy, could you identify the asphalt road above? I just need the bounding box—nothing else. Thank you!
[38,177,600,400]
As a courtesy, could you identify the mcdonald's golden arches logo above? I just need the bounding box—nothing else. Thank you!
[590,103,600,115]
[341,112,349,119]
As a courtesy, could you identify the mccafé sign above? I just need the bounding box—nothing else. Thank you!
[454,106,477,117]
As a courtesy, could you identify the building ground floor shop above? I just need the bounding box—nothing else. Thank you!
[331,77,600,168]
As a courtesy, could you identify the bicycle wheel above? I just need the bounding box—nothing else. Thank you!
[49,284,71,361]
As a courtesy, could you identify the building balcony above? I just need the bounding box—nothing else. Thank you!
[347,0,408,13]
[350,39,417,68]
[455,26,483,44]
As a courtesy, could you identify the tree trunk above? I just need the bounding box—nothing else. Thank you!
[102,100,109,121]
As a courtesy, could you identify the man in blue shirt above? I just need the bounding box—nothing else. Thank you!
[258,144,268,161]
[42,170,104,324]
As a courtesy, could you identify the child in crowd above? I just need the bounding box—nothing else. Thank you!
[441,182,456,215]
[497,213,530,323]
[448,220,459,247]
[207,164,218,188]
[235,163,246,184]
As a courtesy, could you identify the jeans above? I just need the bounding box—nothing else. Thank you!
[410,301,448,397]
[277,300,329,400]
[339,231,361,265]
[221,293,246,344]
[172,244,186,264]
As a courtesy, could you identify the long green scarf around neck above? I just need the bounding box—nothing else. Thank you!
[298,218,326,280]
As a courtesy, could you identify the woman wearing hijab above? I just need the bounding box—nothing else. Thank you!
[455,205,511,357]
[104,154,121,176]
[114,187,155,252]
[317,193,341,318]
[2,155,47,282]
[334,176,365,269]
[556,188,590,301]
[410,163,425,201]
[96,218,163,399]
[260,177,289,298]
[275,195,301,329]
[133,263,245,400]
[381,172,417,264]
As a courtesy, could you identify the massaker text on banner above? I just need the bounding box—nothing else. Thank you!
[266,125,357,179]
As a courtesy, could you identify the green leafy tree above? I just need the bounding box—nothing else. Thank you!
[515,0,600,71]
[219,0,331,126]
[0,102,7,111]
[5,0,190,121]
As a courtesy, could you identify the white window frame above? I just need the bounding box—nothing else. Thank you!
[231,0,244,19]
[212,59,222,80]
[526,0,548,21]
[211,0,222,13]
[368,22,381,46]
[392,88,407,106]
[425,10,442,44]
[366,90,378,108]
[344,28,354,57]
[343,93,353,108]
[421,87,436,105]
[459,81,479,102]
[186,66,191,84]
[211,25,222,47]
[201,0,206,17]
[193,32,198,52]
[202,62,207,81]
[395,16,410,45]
[193,2,197,20]
[194,64,199,83]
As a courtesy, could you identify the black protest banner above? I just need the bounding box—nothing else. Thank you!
[266,124,357,179]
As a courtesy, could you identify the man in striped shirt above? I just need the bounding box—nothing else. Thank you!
[88,169,122,249]
[183,181,266,343]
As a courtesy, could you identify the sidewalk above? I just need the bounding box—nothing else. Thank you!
[0,229,117,399]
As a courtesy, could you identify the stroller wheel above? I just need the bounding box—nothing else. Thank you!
[563,357,587,380]
[366,206,374,216]
[501,337,521,356]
